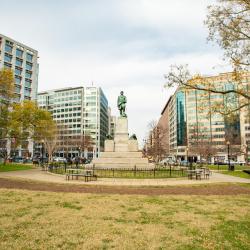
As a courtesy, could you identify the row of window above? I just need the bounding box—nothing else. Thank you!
[4,54,33,70]
[54,118,81,123]
[14,68,32,78]
[54,96,82,102]
[15,76,32,87]
[53,113,81,118]
[54,90,83,97]
[5,44,33,62]
[53,107,81,113]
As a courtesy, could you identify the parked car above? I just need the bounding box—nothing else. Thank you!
[237,160,246,166]
[23,157,32,163]
[53,157,67,163]
[85,158,92,164]
[12,157,24,163]
[180,160,189,166]
[66,157,73,164]
[32,157,40,164]
[214,161,228,165]
[224,160,237,165]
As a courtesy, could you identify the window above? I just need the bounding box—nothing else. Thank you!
[15,68,22,76]
[16,58,22,67]
[15,85,21,94]
[24,89,31,96]
[16,49,23,58]
[25,79,32,88]
[15,76,21,84]
[4,54,12,63]
[25,71,32,78]
[5,44,12,53]
[4,62,11,69]
[26,53,33,62]
[26,62,32,70]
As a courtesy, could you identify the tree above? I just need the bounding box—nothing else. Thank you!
[146,120,167,163]
[188,123,219,163]
[76,134,94,158]
[205,0,250,69]
[165,0,250,118]
[9,100,57,161]
[0,68,14,162]
[34,117,58,162]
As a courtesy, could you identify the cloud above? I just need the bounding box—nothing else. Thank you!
[0,0,226,146]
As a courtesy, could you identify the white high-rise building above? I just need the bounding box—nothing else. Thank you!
[38,86,109,158]
[0,34,39,157]
[0,34,39,102]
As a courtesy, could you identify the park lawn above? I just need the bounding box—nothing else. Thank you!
[207,164,250,170]
[221,170,250,179]
[0,189,249,250]
[0,163,33,172]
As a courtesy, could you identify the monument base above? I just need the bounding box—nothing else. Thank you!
[92,117,153,169]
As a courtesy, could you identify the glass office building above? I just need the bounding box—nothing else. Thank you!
[165,72,250,162]
[38,86,109,158]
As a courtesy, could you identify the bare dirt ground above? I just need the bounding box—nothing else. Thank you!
[0,177,250,195]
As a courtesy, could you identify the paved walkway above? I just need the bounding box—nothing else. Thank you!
[0,168,249,186]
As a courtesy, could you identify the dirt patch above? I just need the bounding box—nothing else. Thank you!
[0,177,250,195]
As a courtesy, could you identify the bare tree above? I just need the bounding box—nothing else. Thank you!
[165,0,250,118]
[188,123,219,163]
[75,134,94,158]
[205,0,250,69]
[146,120,167,163]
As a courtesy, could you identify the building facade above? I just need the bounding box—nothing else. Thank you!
[38,86,109,158]
[0,34,39,157]
[0,34,39,102]
[109,115,116,138]
[158,72,250,163]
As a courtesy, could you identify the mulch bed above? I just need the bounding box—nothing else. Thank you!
[0,177,250,195]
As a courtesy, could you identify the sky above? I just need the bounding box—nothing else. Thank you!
[0,0,229,146]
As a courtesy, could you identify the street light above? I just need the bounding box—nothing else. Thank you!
[227,141,230,171]
[78,147,81,157]
[41,139,44,164]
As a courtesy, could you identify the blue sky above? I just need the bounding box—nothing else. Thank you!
[0,0,229,145]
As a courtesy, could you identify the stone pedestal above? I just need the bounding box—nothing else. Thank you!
[92,117,153,169]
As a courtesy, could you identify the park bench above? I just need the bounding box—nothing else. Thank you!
[187,168,211,180]
[66,169,97,182]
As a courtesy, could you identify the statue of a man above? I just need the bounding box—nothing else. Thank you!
[117,91,127,117]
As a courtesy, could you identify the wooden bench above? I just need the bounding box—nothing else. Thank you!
[66,172,97,182]
[84,174,97,182]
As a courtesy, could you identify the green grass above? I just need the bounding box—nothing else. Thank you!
[0,189,249,249]
[221,170,250,179]
[206,164,250,170]
[0,163,33,172]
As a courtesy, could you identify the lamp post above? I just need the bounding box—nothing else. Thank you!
[78,147,81,157]
[143,139,147,157]
[227,141,230,171]
[186,147,190,169]
[41,140,44,164]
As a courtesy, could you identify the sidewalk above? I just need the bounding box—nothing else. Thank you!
[0,168,249,186]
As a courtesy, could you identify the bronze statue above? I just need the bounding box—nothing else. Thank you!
[129,134,137,140]
[117,91,127,117]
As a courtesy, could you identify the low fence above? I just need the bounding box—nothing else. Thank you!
[44,162,187,179]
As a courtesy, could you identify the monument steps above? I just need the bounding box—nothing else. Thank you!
[92,115,153,169]
[100,152,143,158]
[93,157,148,164]
[93,163,154,169]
